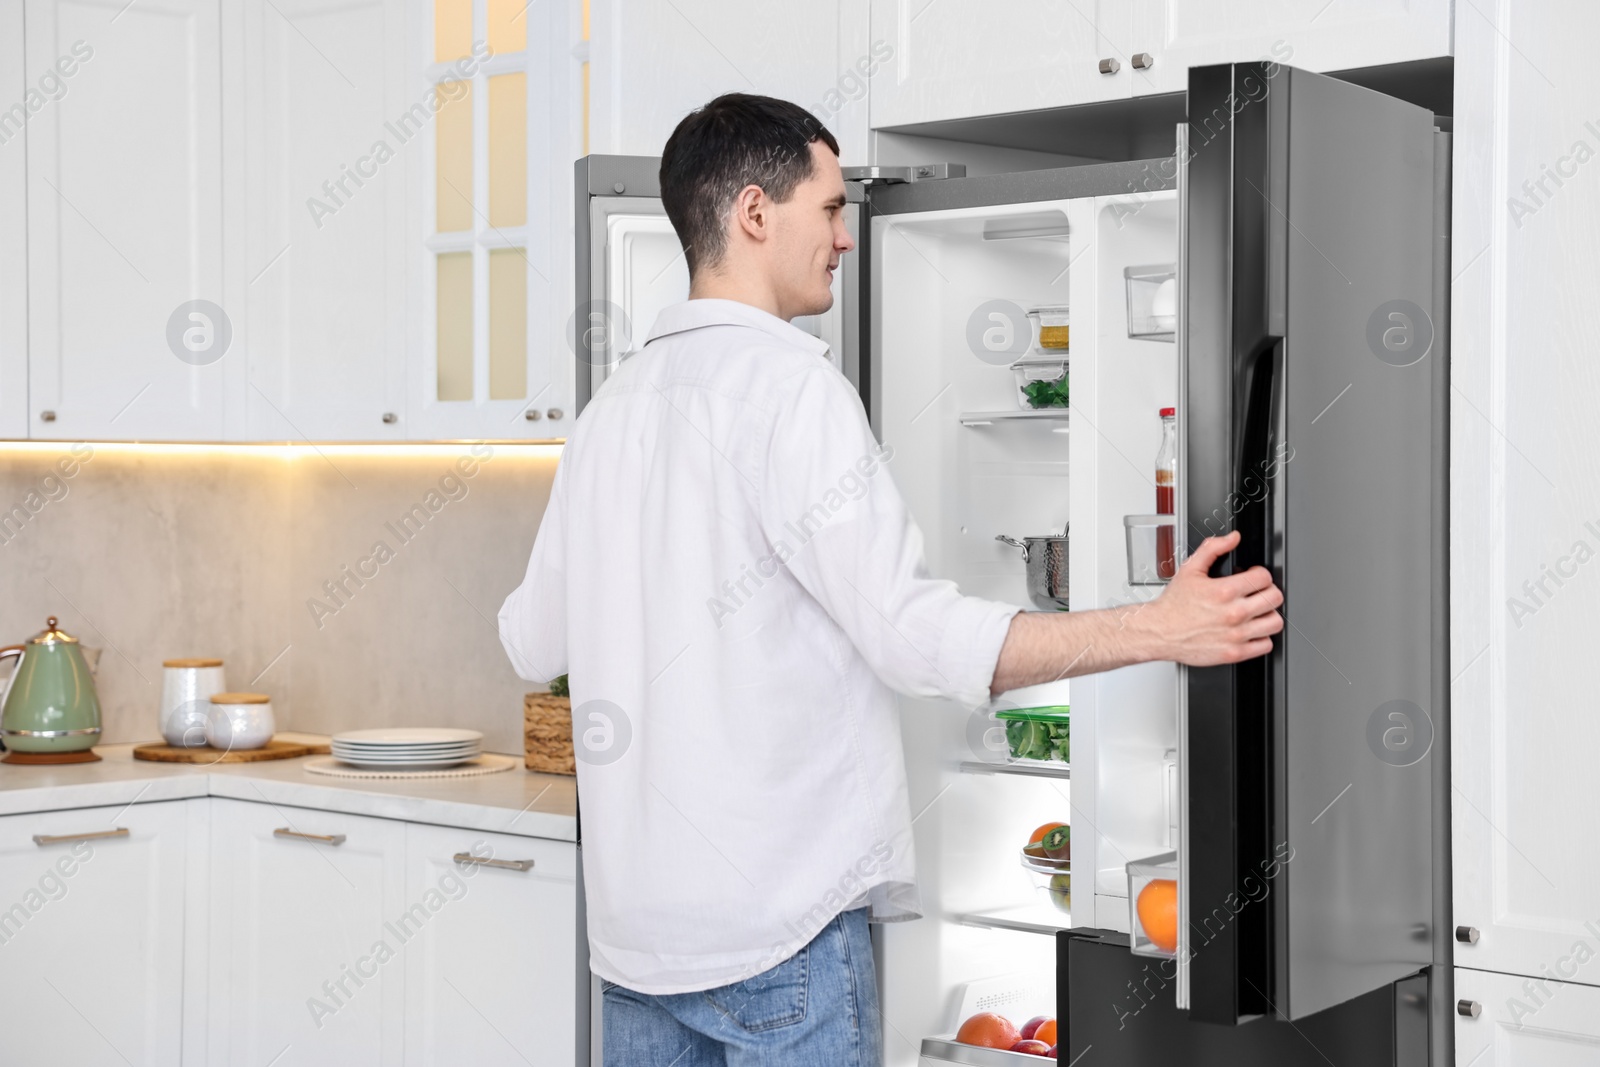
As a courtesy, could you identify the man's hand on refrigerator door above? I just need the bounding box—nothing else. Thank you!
[1143,530,1283,667]
[987,530,1283,699]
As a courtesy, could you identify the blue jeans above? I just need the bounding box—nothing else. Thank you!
[601,908,882,1067]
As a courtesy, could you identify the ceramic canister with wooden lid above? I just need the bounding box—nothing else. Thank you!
[206,692,275,751]
[159,658,226,747]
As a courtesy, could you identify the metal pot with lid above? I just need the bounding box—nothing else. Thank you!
[996,524,1069,611]
[0,616,103,763]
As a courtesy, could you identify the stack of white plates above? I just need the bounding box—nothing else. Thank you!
[330,728,483,769]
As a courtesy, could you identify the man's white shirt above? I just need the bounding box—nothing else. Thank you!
[499,298,1022,994]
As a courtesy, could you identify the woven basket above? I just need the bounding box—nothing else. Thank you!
[523,693,575,775]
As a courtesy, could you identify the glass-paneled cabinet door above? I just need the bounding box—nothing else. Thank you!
[408,0,581,440]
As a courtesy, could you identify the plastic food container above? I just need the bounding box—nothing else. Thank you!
[995,706,1070,763]
[1027,304,1071,352]
[1125,265,1177,341]
[1127,851,1179,958]
[1010,355,1069,410]
[1124,514,1177,585]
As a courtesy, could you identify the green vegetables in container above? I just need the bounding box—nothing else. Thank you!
[995,706,1070,763]
[1021,377,1071,409]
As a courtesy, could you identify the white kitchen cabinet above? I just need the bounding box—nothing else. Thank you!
[24,0,230,441]
[1450,0,1600,987]
[1455,967,1600,1063]
[0,799,196,1066]
[206,796,409,1067]
[403,0,583,441]
[402,823,579,1066]
[0,3,26,440]
[590,0,872,161]
[1124,0,1452,96]
[867,0,1131,130]
[232,0,411,442]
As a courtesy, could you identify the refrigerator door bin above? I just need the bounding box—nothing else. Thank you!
[1125,264,1177,341]
[1124,514,1176,585]
[1126,851,1179,958]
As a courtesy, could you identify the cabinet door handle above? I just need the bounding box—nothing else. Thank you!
[1098,57,1121,74]
[454,852,534,872]
[381,412,398,424]
[1456,925,1480,944]
[1457,999,1482,1018]
[1131,52,1154,69]
[274,828,346,846]
[39,410,57,422]
[33,827,128,846]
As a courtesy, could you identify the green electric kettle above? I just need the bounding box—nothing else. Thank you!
[0,617,103,764]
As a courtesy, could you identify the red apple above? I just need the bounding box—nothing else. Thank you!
[1047,1046,1058,1059]
[1019,1015,1050,1041]
[1011,1039,1052,1056]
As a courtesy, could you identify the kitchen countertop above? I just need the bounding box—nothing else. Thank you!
[0,734,578,841]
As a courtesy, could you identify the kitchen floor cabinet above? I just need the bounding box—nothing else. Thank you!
[1450,0,1600,1002]
[206,797,410,1066]
[1454,967,1600,1063]
[24,0,230,441]
[0,799,197,1067]
[402,824,578,1066]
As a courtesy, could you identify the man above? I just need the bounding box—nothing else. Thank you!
[498,93,1283,1066]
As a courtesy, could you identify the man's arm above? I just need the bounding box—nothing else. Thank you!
[989,530,1283,698]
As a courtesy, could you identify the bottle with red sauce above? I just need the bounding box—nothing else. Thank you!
[1155,407,1176,579]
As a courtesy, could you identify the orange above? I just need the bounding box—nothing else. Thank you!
[955,1012,1020,1049]
[1023,821,1067,857]
[1033,1019,1057,1046]
[1136,879,1179,953]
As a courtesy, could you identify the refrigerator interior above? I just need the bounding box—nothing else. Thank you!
[871,189,1185,1062]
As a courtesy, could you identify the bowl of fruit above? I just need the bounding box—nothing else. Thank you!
[1022,821,1071,914]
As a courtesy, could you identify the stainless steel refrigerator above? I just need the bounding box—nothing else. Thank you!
[573,59,1450,1067]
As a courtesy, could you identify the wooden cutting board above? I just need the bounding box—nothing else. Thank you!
[132,739,330,763]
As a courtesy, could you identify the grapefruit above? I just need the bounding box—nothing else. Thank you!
[955,1012,1019,1049]
[1136,878,1179,953]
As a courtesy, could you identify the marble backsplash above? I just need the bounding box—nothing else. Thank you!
[0,442,559,754]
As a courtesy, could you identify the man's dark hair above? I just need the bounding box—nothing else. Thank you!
[659,94,840,276]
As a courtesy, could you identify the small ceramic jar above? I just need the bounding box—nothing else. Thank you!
[160,658,227,748]
[205,692,275,750]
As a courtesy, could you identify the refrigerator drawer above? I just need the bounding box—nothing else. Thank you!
[1059,930,1429,1065]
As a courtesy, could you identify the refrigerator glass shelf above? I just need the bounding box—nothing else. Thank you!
[919,1037,1057,1065]
[958,410,1071,427]
[953,903,1072,936]
[958,759,1070,780]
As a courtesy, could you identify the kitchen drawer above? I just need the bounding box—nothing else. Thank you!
[402,823,579,1066]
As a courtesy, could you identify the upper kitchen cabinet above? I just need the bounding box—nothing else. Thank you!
[1123,0,1452,96]
[232,0,411,442]
[868,0,1133,129]
[25,0,229,441]
[403,0,581,441]
[589,0,872,162]
[0,6,26,439]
